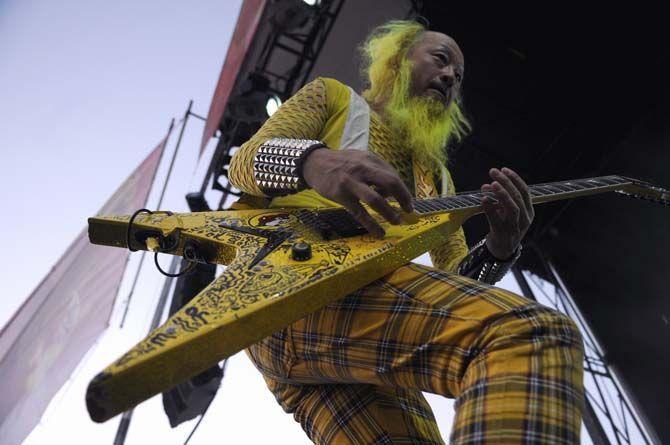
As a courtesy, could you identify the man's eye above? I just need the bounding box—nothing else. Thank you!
[434,53,449,64]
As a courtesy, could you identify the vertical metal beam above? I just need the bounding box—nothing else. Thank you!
[113,100,194,444]
[512,266,612,445]
[119,118,175,329]
[513,255,660,445]
[113,256,180,445]
[120,101,193,327]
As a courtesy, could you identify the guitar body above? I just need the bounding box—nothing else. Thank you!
[86,206,470,422]
[85,174,670,422]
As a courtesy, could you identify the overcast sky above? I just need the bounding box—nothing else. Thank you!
[0,0,244,326]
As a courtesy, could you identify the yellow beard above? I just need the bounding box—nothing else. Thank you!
[383,59,466,172]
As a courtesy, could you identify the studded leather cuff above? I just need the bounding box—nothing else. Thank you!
[253,138,327,196]
[457,237,522,284]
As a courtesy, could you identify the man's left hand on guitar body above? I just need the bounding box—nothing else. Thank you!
[481,167,535,260]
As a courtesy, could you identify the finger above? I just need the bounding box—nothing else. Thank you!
[490,168,525,213]
[340,194,385,238]
[501,167,533,215]
[491,181,520,222]
[480,183,499,206]
[481,185,505,230]
[366,171,414,213]
[350,180,403,225]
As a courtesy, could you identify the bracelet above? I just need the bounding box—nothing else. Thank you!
[457,237,522,285]
[253,138,326,196]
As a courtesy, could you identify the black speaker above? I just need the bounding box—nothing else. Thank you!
[162,260,223,427]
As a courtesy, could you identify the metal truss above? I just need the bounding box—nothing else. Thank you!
[206,0,344,210]
[256,0,345,99]
[513,259,659,445]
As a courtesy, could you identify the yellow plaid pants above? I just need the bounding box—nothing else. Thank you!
[246,263,585,444]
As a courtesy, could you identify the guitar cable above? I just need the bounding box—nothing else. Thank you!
[127,208,197,278]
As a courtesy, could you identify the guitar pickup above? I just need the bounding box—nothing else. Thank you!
[297,209,368,240]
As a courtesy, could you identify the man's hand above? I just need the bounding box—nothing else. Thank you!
[302,148,414,238]
[481,167,534,259]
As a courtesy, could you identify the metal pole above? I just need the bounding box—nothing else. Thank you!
[114,100,194,444]
[156,100,193,209]
[119,100,193,327]
[113,256,180,445]
[511,266,611,445]
[118,118,175,328]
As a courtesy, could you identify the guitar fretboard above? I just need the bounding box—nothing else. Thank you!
[412,175,630,215]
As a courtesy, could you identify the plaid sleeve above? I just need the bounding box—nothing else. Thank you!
[428,169,469,273]
[228,77,330,196]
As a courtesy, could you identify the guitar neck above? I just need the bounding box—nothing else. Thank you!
[412,175,670,216]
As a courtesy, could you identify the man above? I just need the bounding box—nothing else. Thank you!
[229,20,584,444]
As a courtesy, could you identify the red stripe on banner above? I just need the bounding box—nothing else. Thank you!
[200,0,268,155]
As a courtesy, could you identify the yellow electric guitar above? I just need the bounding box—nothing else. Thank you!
[85,175,669,422]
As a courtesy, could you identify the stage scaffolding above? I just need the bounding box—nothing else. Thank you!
[513,255,659,445]
[203,0,345,210]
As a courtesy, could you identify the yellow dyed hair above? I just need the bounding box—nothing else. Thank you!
[360,20,471,165]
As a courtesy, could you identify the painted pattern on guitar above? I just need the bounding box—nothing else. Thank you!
[86,175,670,422]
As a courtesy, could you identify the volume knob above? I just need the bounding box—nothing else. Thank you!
[291,242,312,261]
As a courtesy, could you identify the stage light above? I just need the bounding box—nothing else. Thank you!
[269,0,318,30]
[229,74,283,123]
[265,95,282,116]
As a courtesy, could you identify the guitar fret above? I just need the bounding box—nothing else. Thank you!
[413,201,433,213]
[597,177,621,185]
[535,186,555,195]
[568,183,584,190]
[551,184,573,192]
[460,195,480,205]
[558,182,580,191]
[432,200,447,210]
[549,184,568,193]
[574,179,598,189]
[450,197,469,207]
[430,201,448,211]
[411,176,634,215]
[585,179,606,187]
[429,199,449,210]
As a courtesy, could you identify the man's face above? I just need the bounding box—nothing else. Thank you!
[406,31,465,108]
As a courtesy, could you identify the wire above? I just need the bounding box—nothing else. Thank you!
[153,253,197,278]
[126,208,153,252]
[182,394,216,445]
[127,208,197,278]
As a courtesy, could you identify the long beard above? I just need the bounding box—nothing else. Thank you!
[383,60,455,170]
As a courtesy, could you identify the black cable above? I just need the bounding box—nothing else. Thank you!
[126,208,153,252]
[153,253,197,278]
[127,207,196,277]
[182,394,216,445]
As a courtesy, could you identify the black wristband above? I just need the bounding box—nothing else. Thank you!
[457,237,522,284]
[295,144,326,187]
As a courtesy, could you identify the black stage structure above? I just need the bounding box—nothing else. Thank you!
[178,1,668,442]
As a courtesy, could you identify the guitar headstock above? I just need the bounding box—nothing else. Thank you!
[614,176,670,207]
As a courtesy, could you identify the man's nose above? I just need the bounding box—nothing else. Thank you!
[439,66,456,86]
